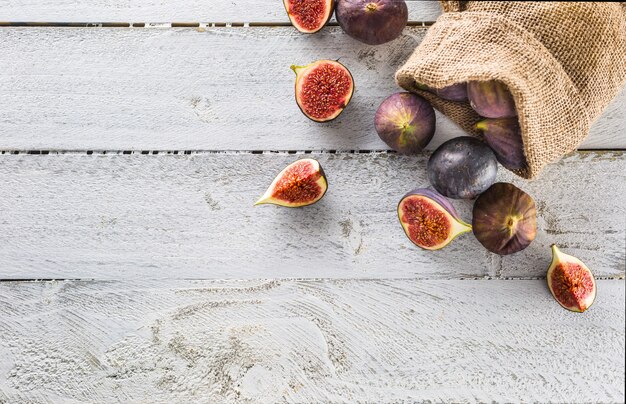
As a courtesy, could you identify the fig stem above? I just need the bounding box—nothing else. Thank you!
[475,120,488,132]
[365,2,378,12]
[290,65,304,75]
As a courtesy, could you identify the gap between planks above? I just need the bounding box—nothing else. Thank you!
[1,149,624,155]
[0,21,434,28]
[0,276,624,283]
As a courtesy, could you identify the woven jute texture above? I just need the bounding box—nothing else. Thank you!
[396,1,626,179]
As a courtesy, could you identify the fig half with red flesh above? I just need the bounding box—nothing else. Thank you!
[472,182,537,255]
[255,158,328,207]
[398,189,472,250]
[283,0,335,34]
[547,245,597,313]
[292,60,354,122]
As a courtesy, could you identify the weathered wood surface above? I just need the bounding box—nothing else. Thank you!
[0,27,624,151]
[0,151,623,281]
[0,0,442,23]
[0,279,623,403]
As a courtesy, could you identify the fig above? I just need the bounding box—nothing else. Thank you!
[283,0,335,34]
[547,245,597,313]
[335,0,408,45]
[374,92,436,154]
[291,60,354,122]
[427,137,498,200]
[468,81,517,118]
[472,182,537,255]
[255,158,328,207]
[435,83,468,102]
[475,118,526,170]
[398,188,471,250]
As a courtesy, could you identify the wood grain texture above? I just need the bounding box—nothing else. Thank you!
[0,27,624,151]
[0,0,442,22]
[0,151,623,280]
[0,279,623,403]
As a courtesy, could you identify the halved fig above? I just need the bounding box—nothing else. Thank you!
[255,158,328,207]
[291,60,354,122]
[472,182,536,255]
[547,245,597,313]
[398,188,471,250]
[283,0,335,34]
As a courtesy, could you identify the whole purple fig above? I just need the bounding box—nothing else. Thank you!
[375,92,435,154]
[476,118,526,170]
[415,82,468,102]
[435,83,468,102]
[427,137,498,200]
[468,81,517,118]
[473,182,536,255]
[336,0,408,45]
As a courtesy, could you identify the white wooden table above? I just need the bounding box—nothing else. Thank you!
[0,1,624,402]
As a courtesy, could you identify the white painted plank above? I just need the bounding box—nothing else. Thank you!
[0,151,623,280]
[0,27,623,151]
[0,279,623,403]
[0,0,442,22]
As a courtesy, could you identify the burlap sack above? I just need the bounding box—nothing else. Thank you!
[395,1,626,179]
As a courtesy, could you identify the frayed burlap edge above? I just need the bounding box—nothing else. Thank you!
[395,11,591,179]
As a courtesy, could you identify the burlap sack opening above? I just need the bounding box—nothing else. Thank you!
[396,2,626,179]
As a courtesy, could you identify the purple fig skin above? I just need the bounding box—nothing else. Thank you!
[427,137,498,200]
[374,92,436,154]
[435,83,468,102]
[472,182,537,255]
[476,118,526,170]
[414,82,468,102]
[468,81,517,118]
[336,0,408,45]
[401,188,464,222]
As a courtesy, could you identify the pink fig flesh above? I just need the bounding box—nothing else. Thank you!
[475,118,526,170]
[547,245,597,313]
[255,158,328,207]
[374,92,435,154]
[398,188,471,250]
[283,0,335,33]
[468,81,517,118]
[292,60,354,122]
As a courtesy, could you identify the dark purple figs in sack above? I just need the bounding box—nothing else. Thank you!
[475,118,526,170]
[468,81,517,118]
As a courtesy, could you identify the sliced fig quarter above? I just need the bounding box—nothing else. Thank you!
[291,60,354,122]
[398,189,471,250]
[283,0,335,34]
[255,158,328,208]
[547,245,597,313]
